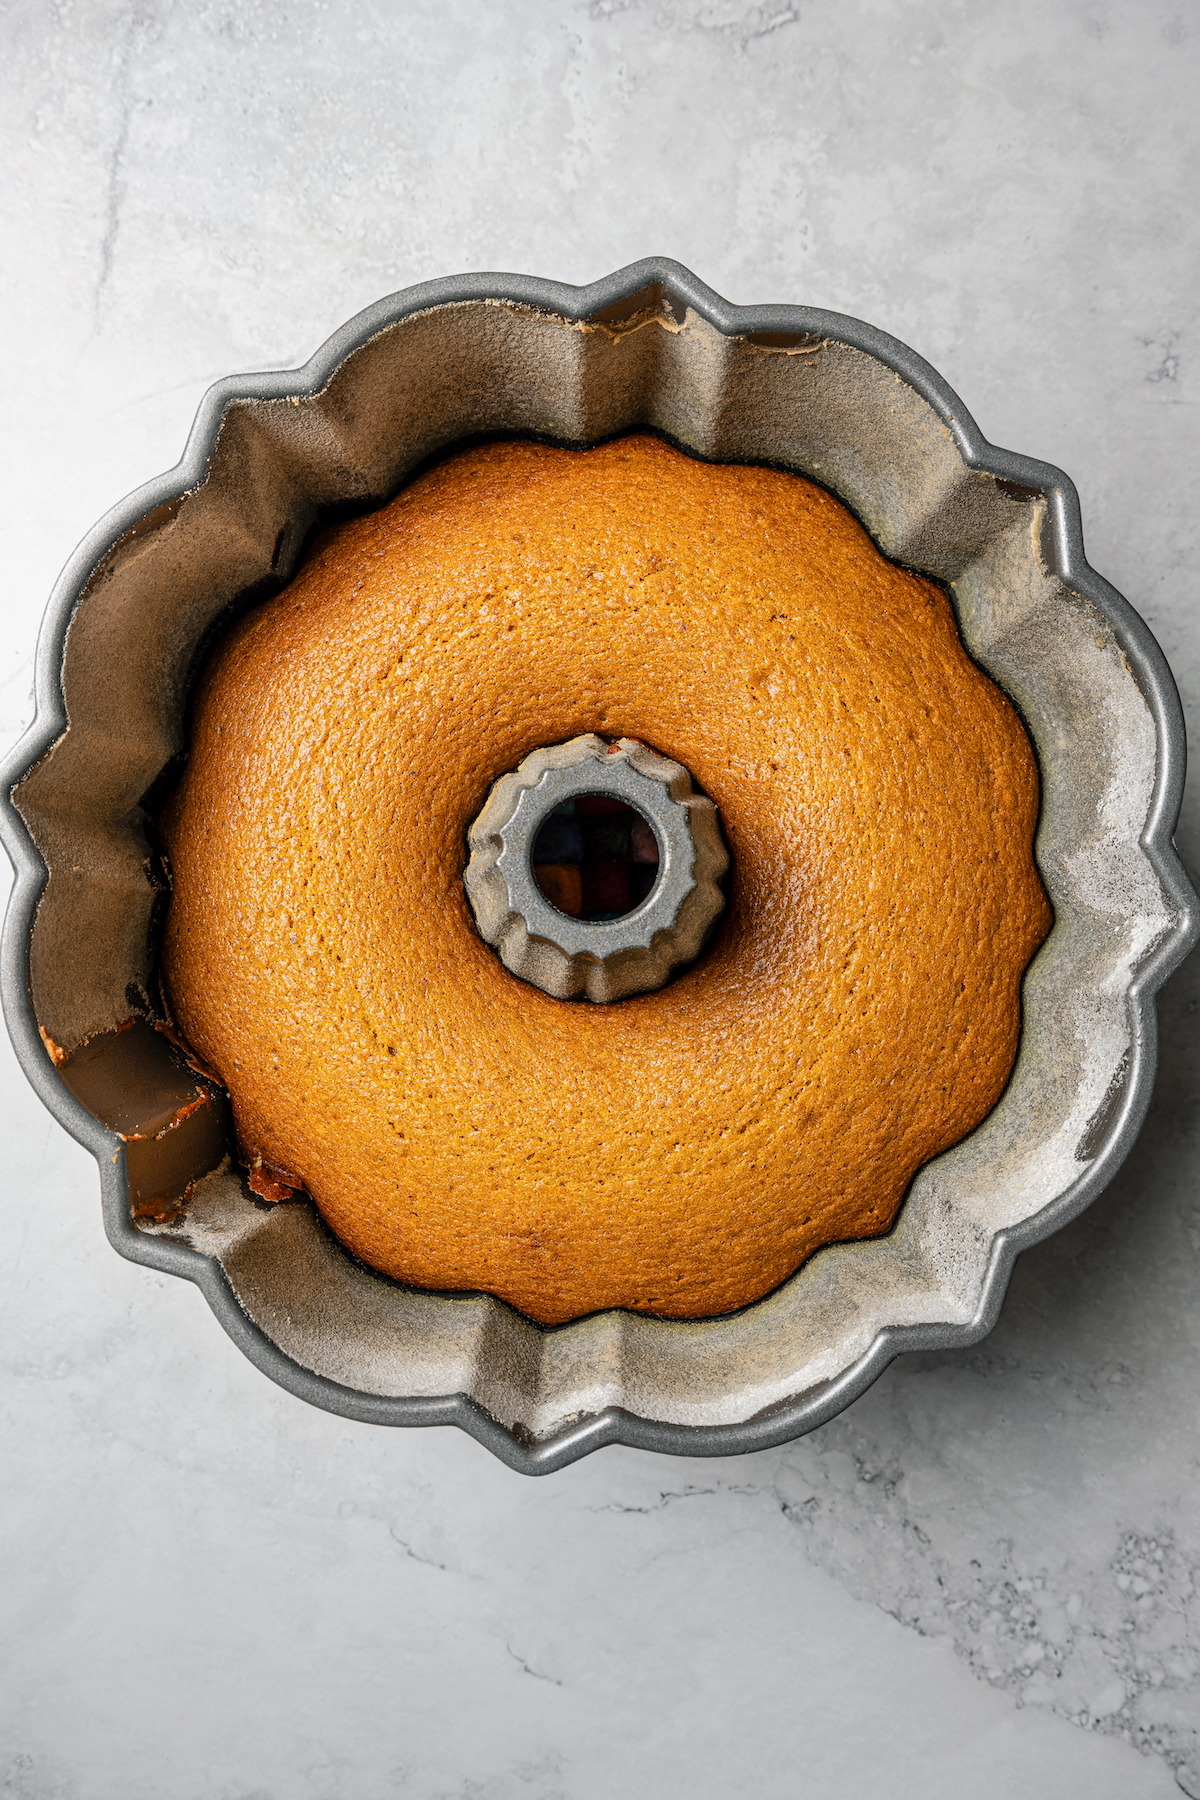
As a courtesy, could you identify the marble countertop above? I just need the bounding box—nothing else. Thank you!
[2,4,1198,1796]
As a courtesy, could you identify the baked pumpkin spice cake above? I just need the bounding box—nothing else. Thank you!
[158,433,1051,1325]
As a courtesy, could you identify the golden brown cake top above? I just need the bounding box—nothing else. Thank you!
[160,433,1051,1324]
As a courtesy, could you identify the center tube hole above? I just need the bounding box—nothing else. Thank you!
[531,794,660,920]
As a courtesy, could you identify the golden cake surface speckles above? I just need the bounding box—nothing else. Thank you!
[159,433,1051,1325]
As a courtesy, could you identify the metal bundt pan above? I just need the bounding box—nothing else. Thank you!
[3,258,1197,1474]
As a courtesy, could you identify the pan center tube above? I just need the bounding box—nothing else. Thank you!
[463,734,729,1003]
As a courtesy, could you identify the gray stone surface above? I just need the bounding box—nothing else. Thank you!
[1,2,1197,1796]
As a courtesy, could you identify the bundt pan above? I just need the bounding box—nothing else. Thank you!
[2,259,1196,1474]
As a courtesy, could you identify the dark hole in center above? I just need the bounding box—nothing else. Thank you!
[531,795,660,920]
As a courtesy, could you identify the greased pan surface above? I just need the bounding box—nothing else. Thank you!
[2,259,1195,1472]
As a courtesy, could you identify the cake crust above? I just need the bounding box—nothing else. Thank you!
[159,434,1052,1324]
